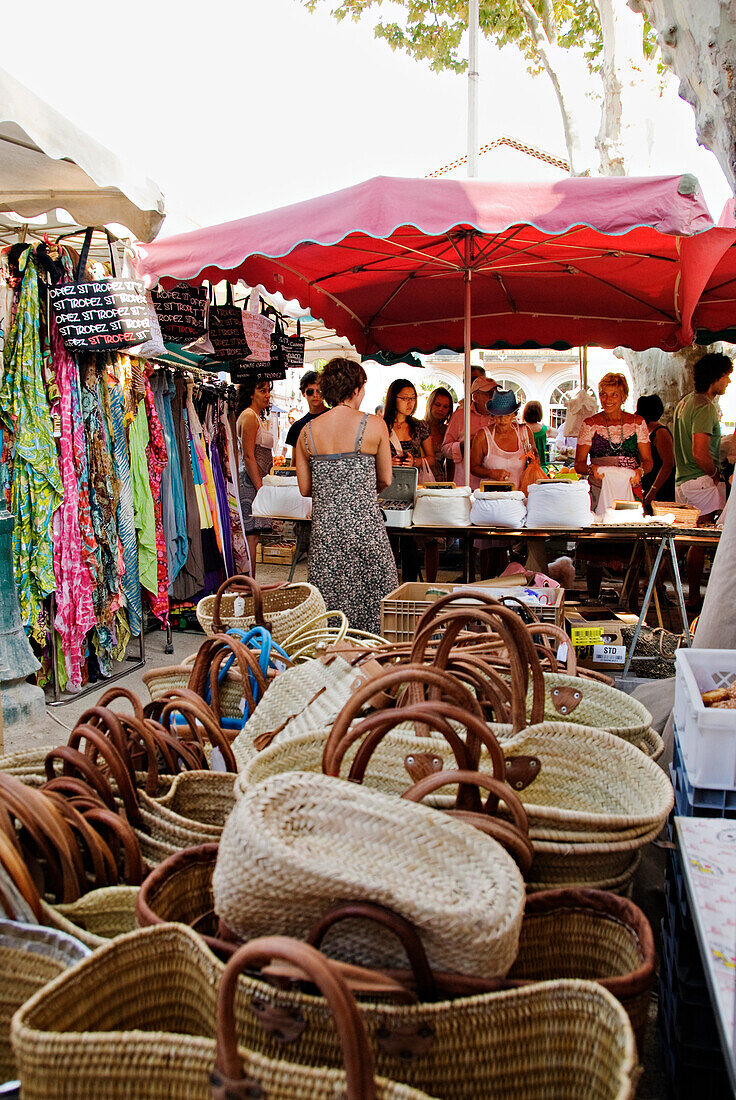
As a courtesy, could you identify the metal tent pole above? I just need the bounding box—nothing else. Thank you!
[462,0,480,481]
[463,233,473,485]
[467,0,480,178]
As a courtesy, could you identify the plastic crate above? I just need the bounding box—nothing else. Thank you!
[674,648,736,789]
[660,947,720,1050]
[659,1009,730,1100]
[380,581,564,643]
[670,731,736,819]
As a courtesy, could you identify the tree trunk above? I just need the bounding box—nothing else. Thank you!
[596,0,647,174]
[614,345,721,423]
[628,0,736,198]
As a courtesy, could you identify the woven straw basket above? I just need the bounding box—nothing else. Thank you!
[241,727,463,799]
[11,923,432,1100]
[40,887,140,950]
[0,918,89,1082]
[232,654,360,769]
[529,673,652,743]
[138,843,652,1052]
[215,771,525,977]
[197,575,326,643]
[128,772,235,868]
[489,722,674,834]
[136,844,227,954]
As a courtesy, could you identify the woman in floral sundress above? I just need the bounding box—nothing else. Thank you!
[295,358,396,634]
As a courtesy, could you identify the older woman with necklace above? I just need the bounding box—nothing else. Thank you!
[574,372,652,600]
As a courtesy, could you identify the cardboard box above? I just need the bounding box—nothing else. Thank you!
[565,603,639,670]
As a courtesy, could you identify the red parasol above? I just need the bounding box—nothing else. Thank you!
[137,174,727,479]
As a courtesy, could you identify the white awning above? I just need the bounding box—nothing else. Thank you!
[0,67,165,242]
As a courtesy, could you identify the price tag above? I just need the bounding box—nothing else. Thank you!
[570,626,604,645]
[593,644,626,665]
[556,643,568,663]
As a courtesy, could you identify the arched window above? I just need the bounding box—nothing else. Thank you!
[548,379,577,431]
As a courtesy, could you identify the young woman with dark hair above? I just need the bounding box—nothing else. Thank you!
[236,378,273,576]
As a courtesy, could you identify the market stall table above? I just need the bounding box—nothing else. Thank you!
[285,519,720,672]
[674,816,736,1095]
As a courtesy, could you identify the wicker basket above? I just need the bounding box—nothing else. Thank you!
[0,918,89,1083]
[651,500,700,527]
[196,574,326,643]
[139,844,653,1050]
[40,887,140,950]
[136,843,230,956]
[11,923,432,1100]
[490,722,673,834]
[529,672,652,743]
[132,772,236,867]
[231,654,361,769]
[215,771,525,978]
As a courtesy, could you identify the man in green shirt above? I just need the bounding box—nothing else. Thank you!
[673,352,733,610]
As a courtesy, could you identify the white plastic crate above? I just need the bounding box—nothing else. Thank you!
[674,648,736,789]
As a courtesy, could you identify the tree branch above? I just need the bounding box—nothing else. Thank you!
[515,0,585,172]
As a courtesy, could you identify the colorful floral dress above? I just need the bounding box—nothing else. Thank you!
[0,248,62,644]
[49,301,96,689]
[142,373,170,623]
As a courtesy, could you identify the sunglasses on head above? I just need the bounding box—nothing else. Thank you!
[304,387,320,396]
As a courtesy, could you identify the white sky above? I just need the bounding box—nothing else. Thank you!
[2,0,731,235]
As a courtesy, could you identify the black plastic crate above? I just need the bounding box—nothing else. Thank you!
[660,948,720,1049]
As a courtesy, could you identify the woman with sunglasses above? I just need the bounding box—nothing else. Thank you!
[285,370,327,462]
[237,377,274,576]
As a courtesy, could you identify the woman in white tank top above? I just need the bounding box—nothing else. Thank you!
[469,389,533,489]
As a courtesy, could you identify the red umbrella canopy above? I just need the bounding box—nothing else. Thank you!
[136,174,720,353]
[690,200,736,343]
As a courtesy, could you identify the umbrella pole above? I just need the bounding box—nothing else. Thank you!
[463,246,472,486]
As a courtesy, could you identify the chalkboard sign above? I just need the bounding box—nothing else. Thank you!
[209,303,251,359]
[151,283,207,342]
[231,358,286,383]
[49,278,152,353]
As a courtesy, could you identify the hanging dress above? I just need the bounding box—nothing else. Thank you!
[107,362,142,637]
[306,413,398,634]
[171,377,205,601]
[152,372,188,590]
[0,248,62,643]
[142,374,170,623]
[49,302,96,689]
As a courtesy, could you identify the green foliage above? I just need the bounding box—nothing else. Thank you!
[304,1,603,76]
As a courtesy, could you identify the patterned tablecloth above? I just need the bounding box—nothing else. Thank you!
[675,816,736,1091]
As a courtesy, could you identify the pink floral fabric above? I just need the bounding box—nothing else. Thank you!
[143,373,170,624]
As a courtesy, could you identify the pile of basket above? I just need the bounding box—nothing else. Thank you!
[0,579,674,1097]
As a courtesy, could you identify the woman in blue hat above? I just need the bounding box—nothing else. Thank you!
[470,389,534,488]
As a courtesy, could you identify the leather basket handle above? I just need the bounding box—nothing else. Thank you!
[96,685,146,720]
[306,900,438,1002]
[0,828,43,921]
[324,663,483,770]
[325,702,507,813]
[411,592,546,727]
[212,936,378,1100]
[66,724,141,825]
[159,699,238,773]
[525,623,578,676]
[75,706,131,777]
[210,574,269,634]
